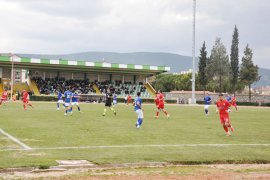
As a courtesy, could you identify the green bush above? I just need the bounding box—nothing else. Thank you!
[236,102,259,106]
[196,101,205,105]
[261,102,270,107]
[30,95,57,101]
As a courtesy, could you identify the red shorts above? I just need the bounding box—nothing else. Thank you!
[219,113,230,124]
[1,98,7,101]
[23,100,29,103]
[232,103,237,106]
[158,103,164,109]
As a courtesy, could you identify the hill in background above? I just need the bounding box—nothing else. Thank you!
[18,52,269,87]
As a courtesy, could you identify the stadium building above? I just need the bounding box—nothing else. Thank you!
[0,54,170,100]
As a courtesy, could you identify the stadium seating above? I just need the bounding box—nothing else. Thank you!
[0,82,3,93]
[29,80,40,95]
[32,77,96,95]
[95,80,151,98]
[32,78,153,98]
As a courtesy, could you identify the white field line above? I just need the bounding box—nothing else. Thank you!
[0,128,32,150]
[0,144,270,152]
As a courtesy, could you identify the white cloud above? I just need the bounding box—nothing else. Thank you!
[0,0,269,67]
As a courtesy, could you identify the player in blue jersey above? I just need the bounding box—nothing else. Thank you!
[204,93,212,116]
[70,91,81,113]
[64,88,72,116]
[112,94,117,106]
[134,92,143,129]
[56,90,65,110]
[226,94,232,112]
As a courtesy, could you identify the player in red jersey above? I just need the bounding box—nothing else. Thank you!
[0,88,9,106]
[127,94,132,105]
[216,93,234,136]
[231,94,238,112]
[155,90,170,119]
[22,90,33,110]
[154,92,159,108]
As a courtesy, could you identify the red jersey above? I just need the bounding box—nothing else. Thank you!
[216,99,231,115]
[158,93,165,105]
[231,97,237,105]
[22,91,29,101]
[154,94,160,106]
[1,91,8,100]
[127,95,132,102]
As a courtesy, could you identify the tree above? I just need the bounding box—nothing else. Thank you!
[152,74,175,92]
[239,45,260,101]
[152,73,196,92]
[198,41,208,94]
[230,25,239,94]
[207,38,230,93]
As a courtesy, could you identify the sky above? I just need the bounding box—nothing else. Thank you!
[0,0,269,68]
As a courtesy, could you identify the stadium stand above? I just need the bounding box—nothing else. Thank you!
[29,80,40,95]
[0,54,170,99]
[32,78,151,98]
[32,77,96,95]
[0,81,3,93]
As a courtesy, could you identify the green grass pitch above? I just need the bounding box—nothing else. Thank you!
[0,102,270,168]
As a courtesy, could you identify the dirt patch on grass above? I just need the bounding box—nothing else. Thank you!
[1,163,270,180]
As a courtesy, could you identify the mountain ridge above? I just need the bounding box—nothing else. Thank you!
[16,51,270,87]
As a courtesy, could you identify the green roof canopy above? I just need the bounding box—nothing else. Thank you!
[0,55,170,75]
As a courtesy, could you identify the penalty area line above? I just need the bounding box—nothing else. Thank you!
[1,144,270,152]
[0,128,32,150]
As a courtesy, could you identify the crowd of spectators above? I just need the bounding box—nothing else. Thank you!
[96,80,146,96]
[33,77,147,96]
[32,77,95,95]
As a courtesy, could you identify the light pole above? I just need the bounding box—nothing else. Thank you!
[191,0,196,104]
[10,54,14,102]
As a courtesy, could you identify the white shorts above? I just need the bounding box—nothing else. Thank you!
[71,102,79,106]
[204,105,210,109]
[64,102,70,107]
[58,100,64,103]
[113,100,117,104]
[135,109,144,119]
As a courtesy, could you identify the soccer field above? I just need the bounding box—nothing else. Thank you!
[0,102,270,168]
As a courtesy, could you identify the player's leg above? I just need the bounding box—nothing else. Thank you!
[0,99,2,106]
[76,103,81,112]
[103,106,107,116]
[64,103,70,115]
[23,102,27,110]
[2,100,6,106]
[110,105,116,115]
[234,105,238,112]
[57,102,60,110]
[27,101,33,108]
[161,106,169,119]
[70,103,73,113]
[139,109,144,126]
[136,109,143,128]
[155,108,160,118]
[57,100,60,110]
[204,105,209,115]
[220,116,230,136]
[225,117,234,132]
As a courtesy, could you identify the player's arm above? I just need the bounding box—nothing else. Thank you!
[136,101,141,109]
[226,101,231,107]
[215,103,219,113]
